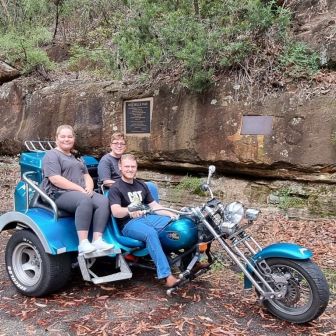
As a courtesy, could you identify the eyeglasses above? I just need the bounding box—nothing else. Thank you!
[111,142,126,147]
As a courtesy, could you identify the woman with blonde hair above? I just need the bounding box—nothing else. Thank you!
[42,125,114,254]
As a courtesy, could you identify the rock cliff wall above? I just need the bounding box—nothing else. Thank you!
[0,0,335,181]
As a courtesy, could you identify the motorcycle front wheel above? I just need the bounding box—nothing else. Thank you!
[260,258,329,323]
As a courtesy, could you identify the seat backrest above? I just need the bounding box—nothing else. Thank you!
[145,181,159,202]
[29,190,72,218]
[82,155,99,191]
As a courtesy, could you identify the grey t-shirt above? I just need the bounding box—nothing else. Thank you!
[97,153,121,184]
[42,148,88,196]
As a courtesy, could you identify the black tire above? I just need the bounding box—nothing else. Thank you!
[259,258,330,323]
[5,230,72,297]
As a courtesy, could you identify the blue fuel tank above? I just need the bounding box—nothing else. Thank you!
[159,217,198,252]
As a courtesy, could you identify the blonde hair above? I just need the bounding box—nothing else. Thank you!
[56,125,75,137]
[111,132,126,144]
[120,153,136,163]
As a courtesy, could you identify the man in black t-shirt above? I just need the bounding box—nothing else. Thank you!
[109,154,179,288]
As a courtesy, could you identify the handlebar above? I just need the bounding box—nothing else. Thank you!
[128,206,194,217]
[149,207,194,216]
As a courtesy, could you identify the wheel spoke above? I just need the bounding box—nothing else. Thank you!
[22,248,36,261]
[21,261,39,274]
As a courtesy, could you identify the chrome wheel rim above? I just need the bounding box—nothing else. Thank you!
[12,242,42,287]
[269,264,313,315]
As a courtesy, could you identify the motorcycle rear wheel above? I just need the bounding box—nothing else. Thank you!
[260,258,329,323]
[5,230,72,297]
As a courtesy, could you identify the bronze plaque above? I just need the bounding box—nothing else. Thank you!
[125,100,151,134]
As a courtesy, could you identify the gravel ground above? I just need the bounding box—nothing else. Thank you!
[0,156,335,335]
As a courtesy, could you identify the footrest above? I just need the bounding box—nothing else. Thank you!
[91,272,132,284]
[79,247,121,259]
[78,252,133,284]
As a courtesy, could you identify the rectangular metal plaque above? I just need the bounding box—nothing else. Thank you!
[124,99,152,134]
[241,116,273,135]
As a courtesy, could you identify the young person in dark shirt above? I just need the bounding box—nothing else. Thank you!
[108,154,180,288]
[97,132,127,188]
[42,125,114,254]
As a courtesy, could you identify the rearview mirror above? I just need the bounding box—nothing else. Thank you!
[206,165,216,185]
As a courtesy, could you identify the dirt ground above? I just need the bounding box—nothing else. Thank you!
[0,157,335,335]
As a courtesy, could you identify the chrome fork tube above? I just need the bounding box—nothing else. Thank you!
[193,209,276,296]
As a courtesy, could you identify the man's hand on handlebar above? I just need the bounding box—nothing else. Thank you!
[128,209,147,218]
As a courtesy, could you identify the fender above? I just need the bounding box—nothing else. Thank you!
[244,242,313,289]
[0,210,78,255]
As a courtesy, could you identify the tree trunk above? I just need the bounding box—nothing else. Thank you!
[193,0,200,18]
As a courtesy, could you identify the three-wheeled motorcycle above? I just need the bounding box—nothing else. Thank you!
[0,141,330,323]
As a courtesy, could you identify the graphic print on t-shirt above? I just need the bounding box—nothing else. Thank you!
[128,191,143,204]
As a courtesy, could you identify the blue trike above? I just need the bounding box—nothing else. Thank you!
[0,141,330,324]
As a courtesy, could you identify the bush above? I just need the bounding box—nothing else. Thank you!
[112,0,296,92]
[0,26,54,73]
[279,41,320,78]
[68,45,116,76]
[0,0,321,89]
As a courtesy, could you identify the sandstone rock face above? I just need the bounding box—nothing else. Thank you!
[0,77,335,181]
[126,83,336,181]
[0,61,20,84]
[0,1,335,182]
[289,0,336,67]
[0,80,123,155]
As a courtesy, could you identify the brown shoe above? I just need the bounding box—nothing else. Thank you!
[193,261,210,273]
[165,275,180,288]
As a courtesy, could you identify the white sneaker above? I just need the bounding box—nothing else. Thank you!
[92,237,114,251]
[78,239,96,254]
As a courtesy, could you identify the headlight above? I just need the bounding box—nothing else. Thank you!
[219,202,244,235]
[225,202,244,224]
[245,208,260,221]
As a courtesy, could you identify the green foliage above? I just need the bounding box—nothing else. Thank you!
[0,27,54,73]
[0,0,52,30]
[277,187,307,210]
[175,175,204,195]
[279,41,320,78]
[113,0,293,92]
[68,45,116,76]
[172,175,204,202]
[0,0,320,88]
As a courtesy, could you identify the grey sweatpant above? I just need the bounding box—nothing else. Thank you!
[55,191,110,233]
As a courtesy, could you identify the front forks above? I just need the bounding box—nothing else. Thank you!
[192,209,283,300]
[254,259,290,299]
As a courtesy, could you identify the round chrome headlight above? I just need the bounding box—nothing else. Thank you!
[226,202,244,225]
[219,202,244,235]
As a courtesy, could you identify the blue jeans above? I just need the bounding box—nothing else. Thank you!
[122,214,171,279]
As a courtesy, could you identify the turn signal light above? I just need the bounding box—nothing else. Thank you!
[198,242,208,253]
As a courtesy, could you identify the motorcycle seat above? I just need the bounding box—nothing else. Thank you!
[29,191,72,218]
[111,217,145,248]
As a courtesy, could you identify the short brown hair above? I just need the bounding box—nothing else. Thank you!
[110,132,126,144]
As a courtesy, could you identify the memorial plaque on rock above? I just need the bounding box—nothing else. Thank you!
[124,98,152,134]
